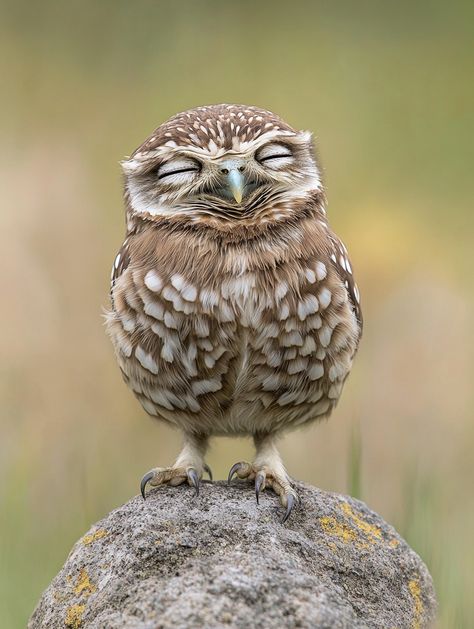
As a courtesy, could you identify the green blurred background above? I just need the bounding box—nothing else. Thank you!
[1,0,473,626]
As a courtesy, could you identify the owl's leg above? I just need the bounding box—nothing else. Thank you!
[140,433,211,499]
[227,433,298,523]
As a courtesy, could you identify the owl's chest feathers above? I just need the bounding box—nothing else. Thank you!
[109,223,359,435]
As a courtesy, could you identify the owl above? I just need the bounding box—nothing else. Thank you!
[106,104,362,522]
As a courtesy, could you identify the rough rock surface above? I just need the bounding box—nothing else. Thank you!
[29,481,436,628]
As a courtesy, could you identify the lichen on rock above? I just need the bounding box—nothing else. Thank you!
[29,481,437,628]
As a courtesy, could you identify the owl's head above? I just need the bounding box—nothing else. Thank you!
[122,104,322,228]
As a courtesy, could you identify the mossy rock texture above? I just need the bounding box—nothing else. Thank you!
[29,481,436,628]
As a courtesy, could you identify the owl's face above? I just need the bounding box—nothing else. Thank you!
[122,105,322,226]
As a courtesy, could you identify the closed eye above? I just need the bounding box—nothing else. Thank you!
[158,166,199,179]
[157,157,200,180]
[259,153,292,162]
[256,142,294,166]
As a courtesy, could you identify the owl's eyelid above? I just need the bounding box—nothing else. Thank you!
[157,166,200,180]
[258,153,293,163]
[256,142,293,163]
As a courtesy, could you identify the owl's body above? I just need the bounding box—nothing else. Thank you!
[106,104,361,520]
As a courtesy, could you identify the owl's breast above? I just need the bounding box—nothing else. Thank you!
[220,260,360,433]
[106,245,360,437]
[107,264,245,433]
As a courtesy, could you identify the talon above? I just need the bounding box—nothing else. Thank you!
[228,462,243,485]
[203,463,213,481]
[187,468,200,496]
[255,472,265,504]
[281,494,296,524]
[140,471,155,500]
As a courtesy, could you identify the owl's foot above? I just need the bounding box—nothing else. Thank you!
[227,461,298,523]
[140,463,212,499]
[141,434,211,500]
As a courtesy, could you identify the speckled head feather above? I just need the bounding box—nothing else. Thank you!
[133,104,297,156]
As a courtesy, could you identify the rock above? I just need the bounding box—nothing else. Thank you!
[29,481,436,628]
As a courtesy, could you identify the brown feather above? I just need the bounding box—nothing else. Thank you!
[106,104,362,442]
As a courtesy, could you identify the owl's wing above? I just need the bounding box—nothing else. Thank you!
[110,238,132,305]
[327,233,363,333]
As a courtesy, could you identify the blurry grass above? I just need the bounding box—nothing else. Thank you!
[0,0,473,626]
[397,466,473,629]
[348,422,362,500]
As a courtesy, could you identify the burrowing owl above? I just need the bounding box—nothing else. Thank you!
[106,104,362,521]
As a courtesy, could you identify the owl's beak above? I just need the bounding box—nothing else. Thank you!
[227,169,244,203]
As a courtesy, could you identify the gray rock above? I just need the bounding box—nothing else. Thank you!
[29,481,436,628]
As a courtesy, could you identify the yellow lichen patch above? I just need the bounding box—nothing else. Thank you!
[81,529,108,545]
[65,604,85,628]
[320,516,357,543]
[74,568,96,597]
[389,538,400,548]
[409,578,423,629]
[340,502,382,543]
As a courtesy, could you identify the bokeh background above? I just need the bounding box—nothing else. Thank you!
[1,1,473,626]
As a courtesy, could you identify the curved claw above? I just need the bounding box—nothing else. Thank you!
[140,471,155,500]
[187,468,200,496]
[203,463,213,481]
[255,472,265,504]
[227,462,243,485]
[281,493,296,524]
